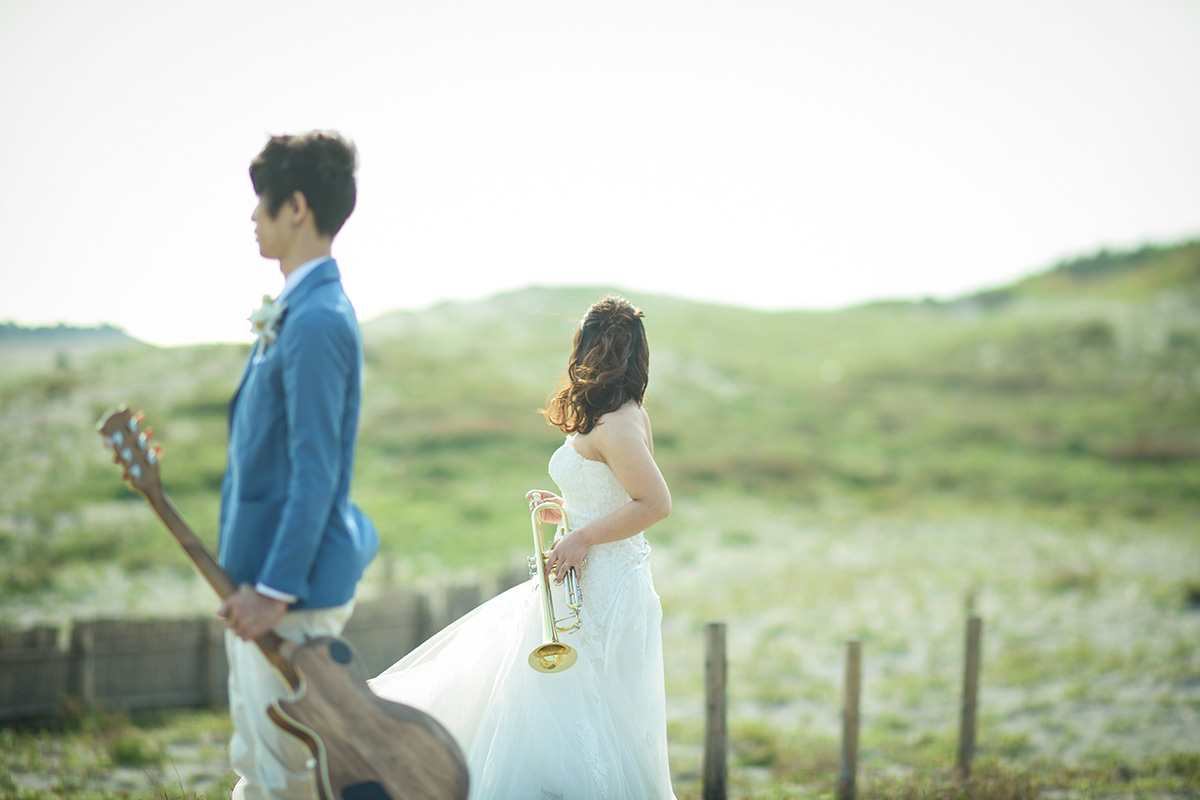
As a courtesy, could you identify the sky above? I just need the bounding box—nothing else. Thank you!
[1,0,1198,346]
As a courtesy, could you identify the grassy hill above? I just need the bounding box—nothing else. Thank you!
[2,242,1199,794]
[1,242,1197,612]
[0,322,145,379]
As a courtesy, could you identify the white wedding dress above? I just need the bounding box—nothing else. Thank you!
[368,437,676,799]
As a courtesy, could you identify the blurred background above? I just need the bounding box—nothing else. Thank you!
[1,2,1198,798]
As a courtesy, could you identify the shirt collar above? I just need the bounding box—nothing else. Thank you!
[276,256,332,305]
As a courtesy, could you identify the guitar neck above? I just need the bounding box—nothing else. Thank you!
[97,407,296,684]
[145,486,236,597]
[141,485,294,680]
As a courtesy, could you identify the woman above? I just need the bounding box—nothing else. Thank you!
[369,295,676,799]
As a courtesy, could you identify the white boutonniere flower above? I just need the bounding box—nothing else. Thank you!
[249,294,287,359]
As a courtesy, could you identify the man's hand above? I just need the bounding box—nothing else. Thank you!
[218,583,289,641]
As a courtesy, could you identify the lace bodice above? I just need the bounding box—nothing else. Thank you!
[549,437,649,555]
[549,438,631,524]
[548,438,654,662]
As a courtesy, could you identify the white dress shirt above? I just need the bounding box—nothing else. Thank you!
[276,255,332,305]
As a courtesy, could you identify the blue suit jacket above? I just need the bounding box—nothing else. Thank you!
[218,260,378,610]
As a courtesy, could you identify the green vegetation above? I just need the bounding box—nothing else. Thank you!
[3,245,1198,593]
[1,240,1198,797]
[0,703,233,799]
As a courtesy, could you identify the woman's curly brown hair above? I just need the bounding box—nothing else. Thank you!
[542,295,649,435]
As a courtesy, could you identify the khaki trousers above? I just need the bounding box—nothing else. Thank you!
[226,601,356,800]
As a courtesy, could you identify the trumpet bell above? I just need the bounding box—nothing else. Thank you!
[529,641,578,673]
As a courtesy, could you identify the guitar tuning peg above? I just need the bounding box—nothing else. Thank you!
[137,431,148,448]
[112,431,125,446]
[147,447,159,466]
[121,447,133,463]
[130,465,142,479]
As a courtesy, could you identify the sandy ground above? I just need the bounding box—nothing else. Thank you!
[5,504,1199,797]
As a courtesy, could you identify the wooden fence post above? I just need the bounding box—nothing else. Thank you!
[958,615,982,779]
[703,622,727,800]
[70,623,95,705]
[838,639,862,800]
[203,618,228,707]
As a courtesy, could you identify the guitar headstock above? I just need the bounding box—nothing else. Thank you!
[97,406,163,499]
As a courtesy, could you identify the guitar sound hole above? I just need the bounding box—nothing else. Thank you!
[342,781,390,800]
[328,640,353,665]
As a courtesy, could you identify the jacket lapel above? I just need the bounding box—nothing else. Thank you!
[227,259,341,419]
[228,352,255,419]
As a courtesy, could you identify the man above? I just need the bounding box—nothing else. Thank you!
[217,130,378,799]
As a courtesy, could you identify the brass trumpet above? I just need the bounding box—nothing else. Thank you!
[527,493,583,673]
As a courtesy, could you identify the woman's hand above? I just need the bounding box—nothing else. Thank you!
[547,527,590,584]
[526,489,564,525]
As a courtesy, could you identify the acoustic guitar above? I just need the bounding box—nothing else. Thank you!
[97,406,469,800]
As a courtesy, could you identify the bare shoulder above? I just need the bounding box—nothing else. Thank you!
[597,401,646,436]
[574,402,650,461]
[592,402,652,451]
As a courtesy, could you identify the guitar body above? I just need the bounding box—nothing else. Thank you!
[96,407,470,800]
[270,637,469,800]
